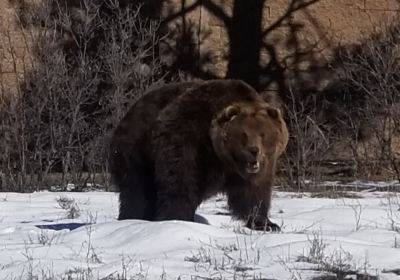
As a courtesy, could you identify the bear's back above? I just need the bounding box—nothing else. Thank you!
[110,82,198,148]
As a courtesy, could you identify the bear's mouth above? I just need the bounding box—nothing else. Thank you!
[246,161,260,174]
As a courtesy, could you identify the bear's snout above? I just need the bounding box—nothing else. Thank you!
[248,146,259,157]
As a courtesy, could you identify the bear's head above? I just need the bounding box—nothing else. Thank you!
[210,102,288,179]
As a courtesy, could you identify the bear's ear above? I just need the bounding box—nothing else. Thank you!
[216,105,241,124]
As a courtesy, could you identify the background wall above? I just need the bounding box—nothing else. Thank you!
[0,0,32,96]
[163,0,400,90]
[2,0,400,93]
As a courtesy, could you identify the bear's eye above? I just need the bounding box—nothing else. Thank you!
[260,132,265,138]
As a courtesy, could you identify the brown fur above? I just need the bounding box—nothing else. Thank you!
[109,79,288,230]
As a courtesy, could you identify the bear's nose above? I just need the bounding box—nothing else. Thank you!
[248,146,259,157]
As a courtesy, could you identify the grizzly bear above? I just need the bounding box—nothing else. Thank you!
[109,79,288,231]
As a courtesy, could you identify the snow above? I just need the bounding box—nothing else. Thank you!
[0,188,399,279]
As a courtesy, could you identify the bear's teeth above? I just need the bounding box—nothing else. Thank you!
[247,162,259,171]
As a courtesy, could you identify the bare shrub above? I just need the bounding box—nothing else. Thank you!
[56,195,81,218]
[298,231,377,280]
[0,0,168,191]
[56,195,75,210]
[0,26,33,191]
[282,88,332,190]
[281,22,400,186]
[28,229,58,246]
[333,23,400,180]
[384,193,400,232]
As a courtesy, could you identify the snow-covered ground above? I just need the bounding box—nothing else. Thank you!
[0,188,399,280]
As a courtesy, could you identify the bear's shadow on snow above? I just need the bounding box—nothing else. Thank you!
[35,216,209,231]
[194,214,209,225]
[35,223,90,231]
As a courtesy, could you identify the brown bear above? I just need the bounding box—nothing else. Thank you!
[109,79,288,231]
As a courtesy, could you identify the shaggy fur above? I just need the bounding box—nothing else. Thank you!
[109,79,288,230]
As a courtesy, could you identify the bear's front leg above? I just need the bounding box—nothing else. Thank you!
[227,181,280,232]
[246,215,281,232]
